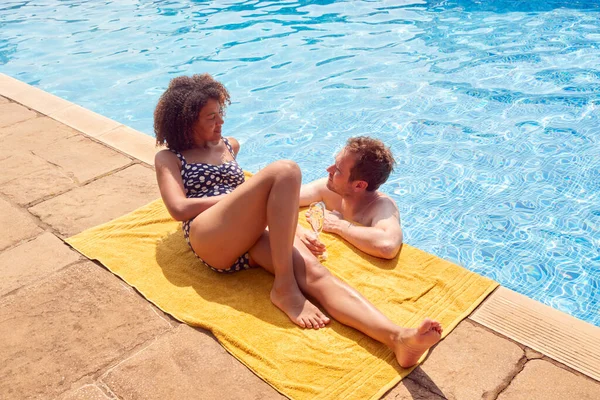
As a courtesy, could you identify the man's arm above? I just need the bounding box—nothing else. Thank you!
[299,177,328,207]
[324,199,403,259]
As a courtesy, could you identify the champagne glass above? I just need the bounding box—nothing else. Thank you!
[308,201,328,261]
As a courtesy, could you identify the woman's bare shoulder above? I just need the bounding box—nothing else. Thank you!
[154,149,179,168]
[225,136,240,156]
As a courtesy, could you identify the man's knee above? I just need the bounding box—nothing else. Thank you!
[304,259,331,285]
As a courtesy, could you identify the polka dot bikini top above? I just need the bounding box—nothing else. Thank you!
[171,137,245,199]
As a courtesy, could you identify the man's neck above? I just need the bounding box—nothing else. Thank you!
[342,190,381,216]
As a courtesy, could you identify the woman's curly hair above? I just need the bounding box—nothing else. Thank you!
[346,136,396,191]
[154,74,231,151]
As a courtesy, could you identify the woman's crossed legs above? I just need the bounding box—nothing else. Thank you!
[189,160,329,329]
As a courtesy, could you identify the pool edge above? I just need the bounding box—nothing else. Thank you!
[470,286,600,382]
[0,73,161,166]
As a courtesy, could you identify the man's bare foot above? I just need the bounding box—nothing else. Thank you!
[393,318,443,368]
[270,284,330,329]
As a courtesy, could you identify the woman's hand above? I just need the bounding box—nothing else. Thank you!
[296,225,326,256]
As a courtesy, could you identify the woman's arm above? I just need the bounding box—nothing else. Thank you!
[154,150,226,221]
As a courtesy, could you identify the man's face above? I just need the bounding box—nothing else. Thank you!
[326,149,356,196]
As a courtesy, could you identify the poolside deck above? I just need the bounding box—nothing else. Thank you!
[1,73,599,399]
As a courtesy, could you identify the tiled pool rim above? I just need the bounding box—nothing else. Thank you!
[1,72,598,383]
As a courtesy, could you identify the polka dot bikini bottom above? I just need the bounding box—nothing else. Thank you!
[182,218,253,274]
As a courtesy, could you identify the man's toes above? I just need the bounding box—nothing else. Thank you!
[427,321,441,331]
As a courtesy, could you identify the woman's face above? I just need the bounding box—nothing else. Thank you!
[193,98,224,142]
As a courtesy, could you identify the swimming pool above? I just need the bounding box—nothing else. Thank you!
[2,0,599,326]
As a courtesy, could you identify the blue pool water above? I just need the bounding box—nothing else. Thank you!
[2,0,599,326]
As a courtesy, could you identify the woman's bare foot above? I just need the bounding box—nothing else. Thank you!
[270,284,331,329]
[393,318,443,368]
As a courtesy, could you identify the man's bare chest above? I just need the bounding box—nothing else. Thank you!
[323,194,373,226]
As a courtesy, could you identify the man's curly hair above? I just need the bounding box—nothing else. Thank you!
[154,74,231,151]
[345,136,396,191]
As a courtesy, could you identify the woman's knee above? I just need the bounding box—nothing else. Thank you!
[270,159,301,183]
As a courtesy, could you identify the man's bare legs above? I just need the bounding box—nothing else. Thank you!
[249,233,442,368]
[189,160,329,329]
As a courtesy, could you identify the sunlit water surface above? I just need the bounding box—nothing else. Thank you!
[2,0,599,326]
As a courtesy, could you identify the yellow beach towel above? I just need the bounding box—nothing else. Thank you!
[66,197,497,400]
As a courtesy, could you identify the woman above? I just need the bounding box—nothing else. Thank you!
[154,74,442,368]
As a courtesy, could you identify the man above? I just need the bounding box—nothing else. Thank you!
[297,136,403,259]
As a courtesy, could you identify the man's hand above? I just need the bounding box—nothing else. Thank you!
[304,208,345,234]
[296,224,326,256]
[322,209,345,234]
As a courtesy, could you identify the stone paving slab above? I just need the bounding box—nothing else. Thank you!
[524,348,544,360]
[0,197,43,251]
[60,385,111,400]
[0,261,171,399]
[497,359,600,399]
[0,151,78,205]
[0,109,130,187]
[471,286,600,382]
[102,324,283,400]
[391,320,524,400]
[0,232,80,296]
[29,164,159,237]
[382,378,445,400]
[40,133,132,183]
[0,102,37,128]
[0,115,79,144]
